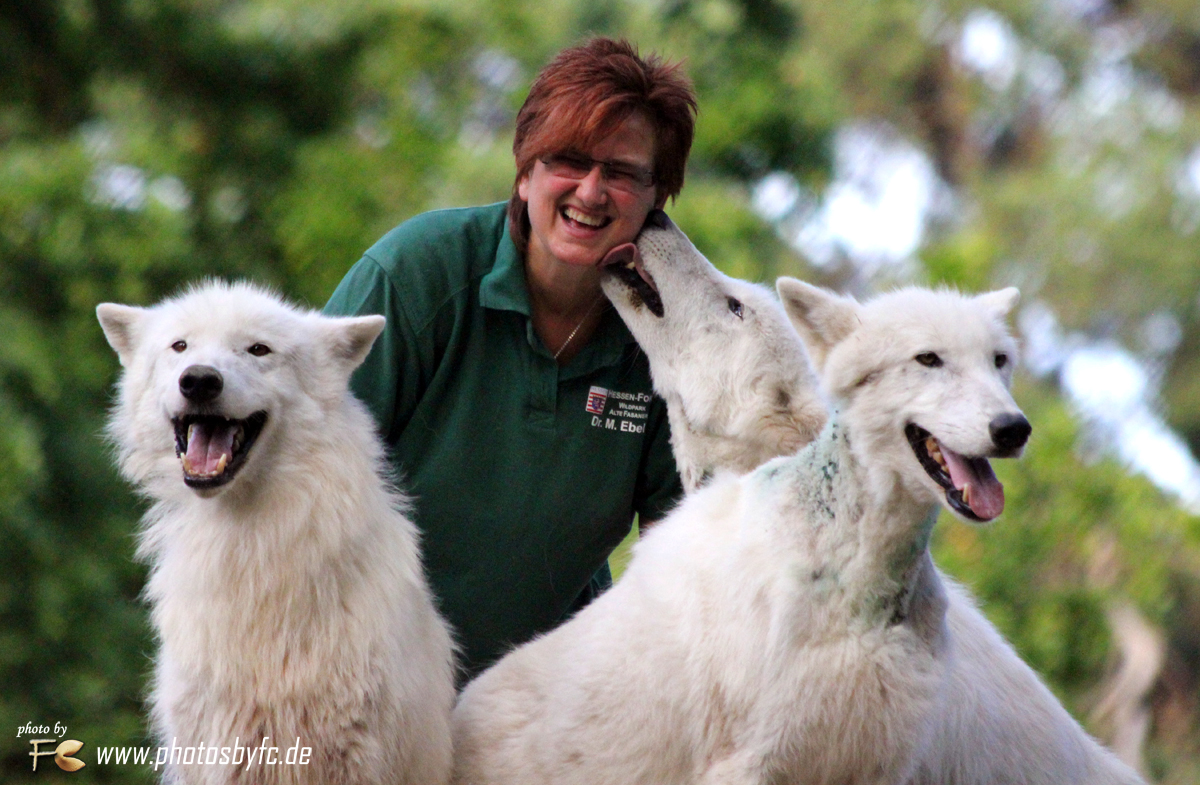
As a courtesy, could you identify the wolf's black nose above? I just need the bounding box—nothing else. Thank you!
[644,209,671,229]
[179,365,223,402]
[990,413,1031,452]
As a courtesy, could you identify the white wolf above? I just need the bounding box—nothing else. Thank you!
[602,215,1140,784]
[593,212,827,491]
[97,282,455,785]
[451,216,1141,784]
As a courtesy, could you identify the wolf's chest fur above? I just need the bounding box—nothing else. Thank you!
[744,418,945,635]
[146,483,387,685]
[692,417,950,780]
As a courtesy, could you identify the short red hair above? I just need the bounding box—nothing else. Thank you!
[508,38,697,252]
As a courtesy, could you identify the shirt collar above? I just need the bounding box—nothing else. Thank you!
[477,217,638,359]
[478,216,530,316]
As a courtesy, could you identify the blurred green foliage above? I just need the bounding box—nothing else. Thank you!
[3,0,1200,782]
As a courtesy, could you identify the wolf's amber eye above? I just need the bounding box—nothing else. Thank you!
[995,353,1008,369]
[247,343,272,357]
[915,352,942,368]
[171,340,187,353]
[727,297,744,319]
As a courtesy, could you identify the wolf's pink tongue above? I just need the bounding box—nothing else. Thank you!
[185,422,236,475]
[941,446,1005,520]
[599,242,637,268]
[599,243,657,291]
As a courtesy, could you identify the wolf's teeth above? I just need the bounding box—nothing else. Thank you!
[188,423,197,444]
[926,437,948,472]
[962,483,972,505]
[232,427,243,454]
[216,453,228,473]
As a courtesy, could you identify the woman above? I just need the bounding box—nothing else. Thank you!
[324,37,697,680]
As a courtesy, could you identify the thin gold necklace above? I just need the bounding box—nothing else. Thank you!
[553,296,605,361]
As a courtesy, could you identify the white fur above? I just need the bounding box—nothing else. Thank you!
[908,581,1140,783]
[778,282,1140,784]
[98,282,455,785]
[604,223,1130,778]
[599,220,826,490]
[452,221,1142,783]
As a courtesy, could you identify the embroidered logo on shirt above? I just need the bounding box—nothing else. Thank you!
[587,387,652,434]
[585,386,608,415]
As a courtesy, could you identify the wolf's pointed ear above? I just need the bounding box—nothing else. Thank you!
[321,314,386,373]
[776,278,860,371]
[976,287,1020,321]
[97,303,147,367]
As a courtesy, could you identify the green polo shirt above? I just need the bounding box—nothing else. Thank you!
[323,202,682,679]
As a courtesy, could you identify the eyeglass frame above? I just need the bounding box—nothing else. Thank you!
[538,151,657,191]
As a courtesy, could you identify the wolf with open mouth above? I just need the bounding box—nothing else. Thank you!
[600,211,1028,525]
[604,214,1138,783]
[98,281,455,785]
[596,210,828,491]
[451,216,1142,785]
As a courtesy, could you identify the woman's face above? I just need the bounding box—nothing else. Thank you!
[518,113,663,270]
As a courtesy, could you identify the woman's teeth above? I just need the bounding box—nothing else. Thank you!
[563,206,607,228]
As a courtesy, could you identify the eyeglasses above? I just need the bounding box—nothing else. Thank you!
[540,152,656,191]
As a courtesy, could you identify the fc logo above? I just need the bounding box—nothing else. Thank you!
[28,739,86,772]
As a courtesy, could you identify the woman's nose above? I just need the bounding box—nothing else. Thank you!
[574,164,609,203]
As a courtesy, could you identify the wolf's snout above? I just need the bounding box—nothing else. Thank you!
[989,413,1031,453]
[179,365,224,402]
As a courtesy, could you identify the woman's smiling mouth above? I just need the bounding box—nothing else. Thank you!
[561,205,612,230]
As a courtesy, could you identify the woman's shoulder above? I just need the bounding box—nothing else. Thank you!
[329,202,508,335]
[364,202,509,281]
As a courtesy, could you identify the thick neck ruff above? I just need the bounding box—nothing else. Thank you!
[748,414,942,631]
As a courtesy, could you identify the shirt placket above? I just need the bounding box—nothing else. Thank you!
[525,319,558,426]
